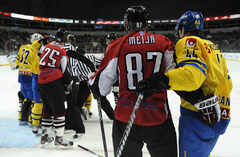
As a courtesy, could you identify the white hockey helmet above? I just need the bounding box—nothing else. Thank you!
[31,33,43,43]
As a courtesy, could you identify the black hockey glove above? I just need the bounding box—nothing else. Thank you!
[64,80,73,94]
[193,94,221,125]
[135,72,170,98]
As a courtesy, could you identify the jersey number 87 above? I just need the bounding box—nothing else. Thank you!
[125,51,163,90]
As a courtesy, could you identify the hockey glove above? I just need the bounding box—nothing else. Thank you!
[135,71,170,98]
[65,80,73,94]
[194,94,221,125]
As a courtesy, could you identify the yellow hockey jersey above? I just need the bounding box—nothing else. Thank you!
[166,36,232,121]
[16,44,36,83]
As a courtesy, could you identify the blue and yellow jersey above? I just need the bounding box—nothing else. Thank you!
[16,44,36,84]
[166,35,232,133]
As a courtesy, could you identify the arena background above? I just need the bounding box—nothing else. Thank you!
[0,1,240,157]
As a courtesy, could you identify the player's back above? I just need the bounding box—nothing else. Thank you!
[116,31,174,100]
[16,44,36,83]
[38,41,67,84]
[107,31,175,126]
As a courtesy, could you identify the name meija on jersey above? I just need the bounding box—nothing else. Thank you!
[129,35,155,45]
[120,97,158,111]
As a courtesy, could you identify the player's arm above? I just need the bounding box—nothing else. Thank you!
[166,38,207,91]
[221,54,233,92]
[60,55,73,94]
[135,38,207,95]
[32,39,44,58]
[89,53,118,99]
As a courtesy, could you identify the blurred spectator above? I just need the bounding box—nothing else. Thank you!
[1,28,240,55]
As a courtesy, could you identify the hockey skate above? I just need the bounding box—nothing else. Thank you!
[32,125,40,134]
[88,110,92,117]
[40,134,54,148]
[54,136,74,149]
[81,107,88,120]
[19,120,28,126]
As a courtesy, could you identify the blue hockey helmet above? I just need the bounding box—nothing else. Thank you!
[175,10,204,37]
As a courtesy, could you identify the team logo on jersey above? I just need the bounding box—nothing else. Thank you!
[185,38,197,47]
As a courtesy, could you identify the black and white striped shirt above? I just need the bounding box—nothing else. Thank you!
[77,54,102,82]
[63,43,79,77]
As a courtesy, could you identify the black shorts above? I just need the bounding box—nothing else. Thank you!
[77,80,91,108]
[112,117,177,157]
[38,79,66,114]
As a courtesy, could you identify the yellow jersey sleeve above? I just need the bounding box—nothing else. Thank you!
[166,36,206,91]
[31,39,43,54]
[31,39,43,75]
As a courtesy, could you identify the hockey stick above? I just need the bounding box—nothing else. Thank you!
[6,55,15,70]
[66,50,96,72]
[97,98,108,157]
[115,92,144,157]
[78,145,103,157]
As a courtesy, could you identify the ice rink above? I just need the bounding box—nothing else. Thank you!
[0,59,240,157]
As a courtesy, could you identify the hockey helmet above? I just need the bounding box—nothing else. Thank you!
[106,33,119,45]
[66,34,76,45]
[55,28,69,42]
[30,33,43,43]
[124,5,149,31]
[175,10,204,38]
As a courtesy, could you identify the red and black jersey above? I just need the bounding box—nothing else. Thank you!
[90,31,176,126]
[38,41,68,84]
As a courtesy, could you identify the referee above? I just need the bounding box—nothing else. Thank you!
[63,34,85,139]
[75,47,115,120]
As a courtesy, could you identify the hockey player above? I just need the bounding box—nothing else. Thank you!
[63,32,85,139]
[31,34,55,134]
[89,5,177,157]
[38,28,74,149]
[136,10,232,157]
[15,33,43,125]
[106,33,119,45]
[106,33,120,105]
[75,46,115,120]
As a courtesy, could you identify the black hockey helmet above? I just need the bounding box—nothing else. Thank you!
[124,5,149,31]
[76,46,85,55]
[55,28,69,42]
[66,34,76,45]
[106,33,119,45]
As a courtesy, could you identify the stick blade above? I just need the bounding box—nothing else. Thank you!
[6,55,15,70]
